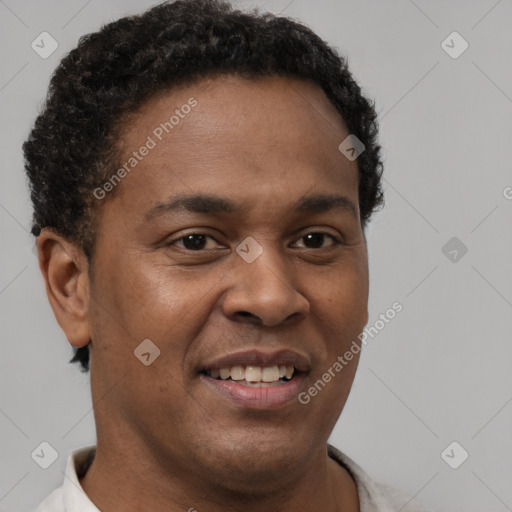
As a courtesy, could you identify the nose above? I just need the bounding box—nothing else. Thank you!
[221,245,310,327]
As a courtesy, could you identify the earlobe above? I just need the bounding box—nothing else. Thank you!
[37,229,91,348]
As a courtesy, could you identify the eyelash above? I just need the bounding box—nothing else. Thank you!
[166,231,342,251]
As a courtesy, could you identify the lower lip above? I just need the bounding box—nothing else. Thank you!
[200,373,307,410]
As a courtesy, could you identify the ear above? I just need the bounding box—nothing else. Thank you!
[36,228,91,348]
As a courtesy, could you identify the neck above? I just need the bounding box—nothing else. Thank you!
[79,434,359,512]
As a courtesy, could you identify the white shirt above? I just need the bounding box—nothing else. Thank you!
[33,444,429,511]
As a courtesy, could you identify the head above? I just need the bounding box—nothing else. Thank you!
[24,0,383,490]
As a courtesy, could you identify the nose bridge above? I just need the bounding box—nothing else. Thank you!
[222,239,309,326]
[241,243,292,295]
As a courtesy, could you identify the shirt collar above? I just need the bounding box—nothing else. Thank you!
[62,446,99,511]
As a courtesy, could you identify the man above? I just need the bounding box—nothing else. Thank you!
[24,0,429,510]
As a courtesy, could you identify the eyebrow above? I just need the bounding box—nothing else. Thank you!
[145,192,357,220]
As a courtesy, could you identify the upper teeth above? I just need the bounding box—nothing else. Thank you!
[210,365,294,382]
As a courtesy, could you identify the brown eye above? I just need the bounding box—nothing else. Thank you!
[169,233,220,251]
[294,232,340,249]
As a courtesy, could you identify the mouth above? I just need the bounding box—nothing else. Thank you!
[200,364,298,387]
[198,350,310,409]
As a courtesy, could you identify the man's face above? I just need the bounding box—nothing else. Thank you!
[87,75,369,485]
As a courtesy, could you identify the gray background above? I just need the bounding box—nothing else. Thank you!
[1,1,511,511]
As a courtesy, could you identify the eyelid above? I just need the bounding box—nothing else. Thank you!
[291,230,341,248]
[166,228,342,251]
[166,231,226,251]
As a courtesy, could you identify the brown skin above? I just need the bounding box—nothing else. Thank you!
[38,75,369,511]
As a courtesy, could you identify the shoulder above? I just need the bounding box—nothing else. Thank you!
[31,445,96,512]
[327,444,432,512]
[371,481,431,512]
[32,487,64,512]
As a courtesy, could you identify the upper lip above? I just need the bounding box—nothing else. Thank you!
[200,349,311,373]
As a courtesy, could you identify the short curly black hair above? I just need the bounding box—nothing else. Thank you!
[23,0,384,372]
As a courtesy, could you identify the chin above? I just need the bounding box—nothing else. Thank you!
[193,429,309,488]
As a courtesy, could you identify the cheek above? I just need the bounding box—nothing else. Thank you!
[307,259,368,368]
[90,256,228,377]
[87,264,196,423]
[98,258,193,335]
[320,255,368,318]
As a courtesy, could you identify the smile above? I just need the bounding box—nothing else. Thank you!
[200,367,306,409]
[202,364,296,386]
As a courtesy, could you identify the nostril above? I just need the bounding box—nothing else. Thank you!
[233,311,262,326]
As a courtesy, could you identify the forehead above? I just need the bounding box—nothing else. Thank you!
[107,74,359,222]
